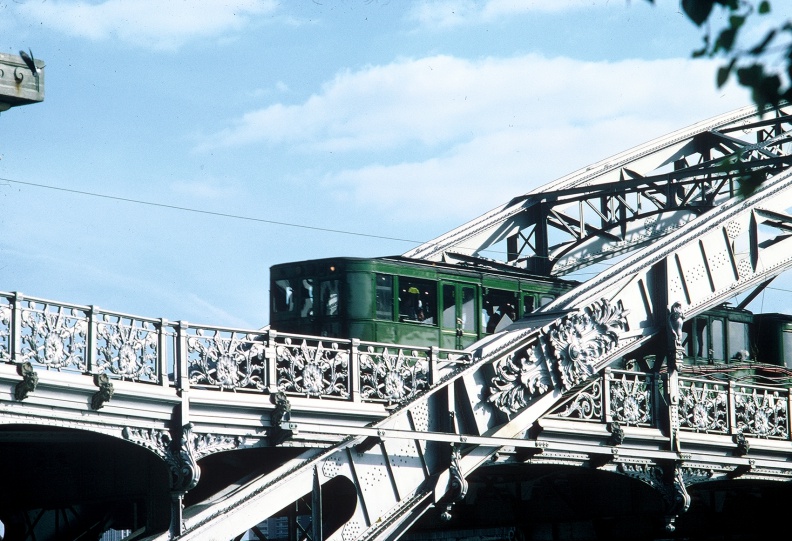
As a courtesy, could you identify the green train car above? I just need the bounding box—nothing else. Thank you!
[269,256,577,349]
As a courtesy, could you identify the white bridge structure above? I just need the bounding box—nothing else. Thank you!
[3,104,792,541]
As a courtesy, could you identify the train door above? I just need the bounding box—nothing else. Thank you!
[440,282,478,349]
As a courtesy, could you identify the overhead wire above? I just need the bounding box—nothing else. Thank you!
[0,177,425,245]
[0,175,549,260]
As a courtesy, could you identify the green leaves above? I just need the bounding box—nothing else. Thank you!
[714,153,767,200]
[682,0,715,26]
[642,0,790,196]
[681,0,741,26]
[657,1,792,111]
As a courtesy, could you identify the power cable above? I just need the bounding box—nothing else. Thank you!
[0,177,425,245]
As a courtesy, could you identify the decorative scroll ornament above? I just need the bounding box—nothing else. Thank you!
[14,361,38,400]
[0,303,10,362]
[733,431,751,456]
[678,381,728,433]
[488,299,628,415]
[270,391,293,445]
[546,298,629,390]
[123,426,172,457]
[271,391,292,426]
[547,378,602,420]
[187,330,266,391]
[669,302,684,347]
[619,463,693,533]
[488,345,551,414]
[277,338,349,398]
[359,347,428,403]
[91,373,114,410]
[607,421,625,446]
[95,315,158,381]
[609,373,651,426]
[735,387,788,439]
[20,303,87,370]
[166,423,201,493]
[664,466,692,533]
[123,424,241,493]
[440,445,468,522]
[668,302,685,366]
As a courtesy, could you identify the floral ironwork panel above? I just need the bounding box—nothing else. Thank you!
[20,301,88,372]
[488,344,551,414]
[187,328,266,391]
[276,338,349,398]
[547,378,603,421]
[677,379,728,434]
[734,387,789,439]
[609,372,652,426]
[359,346,429,403]
[546,298,629,390]
[0,299,10,362]
[95,313,159,382]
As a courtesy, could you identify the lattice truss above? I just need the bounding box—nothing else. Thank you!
[404,105,792,278]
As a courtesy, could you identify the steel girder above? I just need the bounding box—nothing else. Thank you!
[403,105,792,278]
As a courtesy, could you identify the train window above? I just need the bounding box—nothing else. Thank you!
[300,278,314,318]
[272,278,297,313]
[319,279,339,317]
[784,331,792,368]
[539,295,554,307]
[484,289,518,334]
[690,317,709,359]
[711,319,724,361]
[375,274,393,320]
[399,278,436,324]
[728,320,749,360]
[461,286,476,332]
[442,285,456,329]
[522,295,535,315]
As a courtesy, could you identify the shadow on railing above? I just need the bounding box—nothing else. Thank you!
[0,292,473,406]
[545,368,790,443]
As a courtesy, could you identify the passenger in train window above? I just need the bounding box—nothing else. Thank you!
[301,279,314,317]
[486,307,502,334]
[493,304,517,333]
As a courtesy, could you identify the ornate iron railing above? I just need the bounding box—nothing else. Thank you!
[0,291,473,404]
[678,375,790,440]
[547,368,792,441]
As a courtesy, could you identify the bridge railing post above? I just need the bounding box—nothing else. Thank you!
[429,346,439,386]
[86,305,97,374]
[266,329,279,393]
[727,380,737,435]
[10,292,22,362]
[788,391,792,442]
[159,318,170,387]
[350,338,360,402]
[176,321,190,393]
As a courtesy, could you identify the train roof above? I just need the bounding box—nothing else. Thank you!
[271,254,580,285]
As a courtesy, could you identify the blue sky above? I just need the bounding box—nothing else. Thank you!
[0,0,789,329]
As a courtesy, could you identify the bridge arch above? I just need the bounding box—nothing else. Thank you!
[0,424,171,539]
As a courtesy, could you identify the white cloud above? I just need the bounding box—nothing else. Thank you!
[16,0,278,50]
[198,53,751,219]
[201,53,749,155]
[407,0,616,28]
[170,177,241,200]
